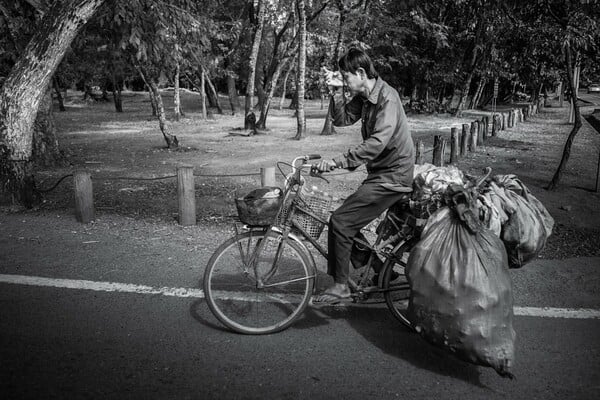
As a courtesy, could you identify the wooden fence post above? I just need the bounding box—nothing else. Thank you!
[74,170,94,223]
[260,166,277,187]
[501,112,507,130]
[461,124,469,156]
[476,120,483,145]
[450,127,459,164]
[177,165,196,226]
[432,135,446,166]
[469,122,478,152]
[415,140,425,164]
[482,116,489,141]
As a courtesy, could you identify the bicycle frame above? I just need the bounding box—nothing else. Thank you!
[239,155,416,297]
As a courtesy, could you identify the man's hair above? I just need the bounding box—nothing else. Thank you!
[338,48,378,79]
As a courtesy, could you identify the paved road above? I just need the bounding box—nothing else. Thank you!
[1,213,599,399]
[578,90,600,107]
[1,279,599,400]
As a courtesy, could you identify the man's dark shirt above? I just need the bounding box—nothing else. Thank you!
[330,77,415,191]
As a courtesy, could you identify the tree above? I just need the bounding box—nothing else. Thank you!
[245,0,266,126]
[320,0,365,135]
[0,0,105,206]
[294,0,307,140]
[113,0,213,148]
[545,0,600,189]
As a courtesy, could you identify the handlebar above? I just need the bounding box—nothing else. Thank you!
[283,155,337,188]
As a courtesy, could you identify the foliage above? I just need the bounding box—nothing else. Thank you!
[4,0,598,106]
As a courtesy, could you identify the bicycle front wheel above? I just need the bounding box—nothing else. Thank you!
[382,242,414,330]
[203,230,315,334]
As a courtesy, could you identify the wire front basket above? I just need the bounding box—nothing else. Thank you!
[279,188,334,240]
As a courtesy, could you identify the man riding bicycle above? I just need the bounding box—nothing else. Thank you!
[313,48,415,305]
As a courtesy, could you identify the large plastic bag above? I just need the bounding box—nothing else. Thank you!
[489,180,549,268]
[493,175,554,239]
[477,193,503,236]
[413,164,465,200]
[406,207,515,378]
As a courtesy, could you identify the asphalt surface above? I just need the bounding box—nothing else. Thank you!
[1,212,599,399]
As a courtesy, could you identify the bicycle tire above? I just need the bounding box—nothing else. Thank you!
[203,230,315,334]
[382,241,414,330]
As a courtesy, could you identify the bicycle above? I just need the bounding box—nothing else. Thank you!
[203,154,431,335]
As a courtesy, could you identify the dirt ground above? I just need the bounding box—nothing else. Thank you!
[3,89,600,260]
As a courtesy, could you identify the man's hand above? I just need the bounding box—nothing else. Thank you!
[315,159,337,172]
[320,66,344,90]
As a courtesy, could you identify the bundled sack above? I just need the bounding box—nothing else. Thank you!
[494,175,554,239]
[406,207,515,378]
[412,164,466,220]
[413,163,465,200]
[476,192,504,237]
[489,180,551,268]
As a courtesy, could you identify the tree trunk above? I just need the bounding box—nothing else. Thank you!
[293,0,307,140]
[256,69,267,113]
[456,16,485,113]
[138,66,178,148]
[470,77,486,109]
[0,0,105,207]
[456,72,473,112]
[227,74,241,115]
[32,86,65,167]
[52,77,66,111]
[257,55,290,129]
[139,69,157,116]
[547,43,582,190]
[109,50,123,113]
[289,90,298,110]
[321,6,345,136]
[173,62,183,120]
[278,57,294,110]
[148,80,178,149]
[204,68,223,114]
[245,0,266,117]
[200,70,208,120]
[111,73,123,112]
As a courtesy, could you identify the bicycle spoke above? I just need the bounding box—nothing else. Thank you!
[204,231,314,334]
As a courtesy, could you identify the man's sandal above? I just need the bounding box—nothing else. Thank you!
[310,291,352,307]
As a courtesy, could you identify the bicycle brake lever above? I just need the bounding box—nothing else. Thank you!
[309,165,330,184]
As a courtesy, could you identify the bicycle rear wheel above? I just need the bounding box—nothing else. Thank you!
[203,230,315,334]
[382,242,414,330]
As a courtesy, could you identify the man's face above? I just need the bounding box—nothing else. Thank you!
[340,70,364,95]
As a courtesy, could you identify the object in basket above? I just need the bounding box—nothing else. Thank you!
[236,186,282,226]
[244,186,282,200]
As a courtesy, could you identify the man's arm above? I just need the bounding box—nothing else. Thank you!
[329,92,362,127]
[333,97,400,168]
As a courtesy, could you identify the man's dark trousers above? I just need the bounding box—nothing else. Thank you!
[327,182,406,284]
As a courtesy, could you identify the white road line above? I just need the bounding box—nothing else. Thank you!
[0,274,205,298]
[1,273,599,320]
